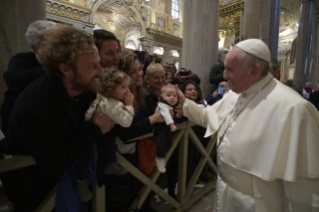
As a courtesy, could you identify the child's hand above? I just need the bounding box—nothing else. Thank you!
[124,92,134,106]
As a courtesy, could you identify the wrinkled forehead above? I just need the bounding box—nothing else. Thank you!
[224,47,242,65]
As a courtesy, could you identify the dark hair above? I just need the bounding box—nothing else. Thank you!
[93,29,120,52]
[120,52,145,113]
[180,67,187,71]
[181,80,202,103]
[270,59,280,71]
[169,63,177,74]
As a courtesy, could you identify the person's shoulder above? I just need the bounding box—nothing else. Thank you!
[11,52,36,61]
[272,81,316,111]
[210,63,223,70]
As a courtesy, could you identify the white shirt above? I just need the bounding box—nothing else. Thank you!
[182,74,319,211]
[85,93,134,128]
[158,102,174,125]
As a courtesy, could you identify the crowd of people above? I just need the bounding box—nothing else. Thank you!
[0,20,211,212]
[0,20,318,212]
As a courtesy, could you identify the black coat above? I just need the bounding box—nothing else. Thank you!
[1,73,102,211]
[1,52,46,134]
[310,91,319,111]
[209,62,226,92]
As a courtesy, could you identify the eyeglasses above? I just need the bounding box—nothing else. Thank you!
[153,76,165,81]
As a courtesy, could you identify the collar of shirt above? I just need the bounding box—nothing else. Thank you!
[233,74,273,118]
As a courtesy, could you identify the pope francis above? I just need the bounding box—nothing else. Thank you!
[177,39,319,211]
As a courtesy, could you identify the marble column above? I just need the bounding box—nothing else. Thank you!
[0,0,46,128]
[163,46,172,63]
[182,0,219,97]
[293,0,314,88]
[243,0,270,45]
[268,0,281,60]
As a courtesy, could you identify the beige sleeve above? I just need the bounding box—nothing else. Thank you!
[99,97,134,128]
[182,98,209,127]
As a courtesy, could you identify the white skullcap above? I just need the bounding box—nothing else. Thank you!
[235,39,270,62]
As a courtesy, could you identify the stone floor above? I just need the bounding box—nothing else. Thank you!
[151,185,216,212]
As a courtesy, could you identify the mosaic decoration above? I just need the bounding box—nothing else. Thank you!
[278,1,300,52]
[157,17,166,32]
[224,33,235,49]
[156,0,166,13]
[173,23,181,37]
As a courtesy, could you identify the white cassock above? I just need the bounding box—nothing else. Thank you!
[182,74,319,211]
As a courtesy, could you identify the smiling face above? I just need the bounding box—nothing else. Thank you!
[111,78,131,101]
[223,47,254,94]
[161,87,178,106]
[184,83,198,101]
[99,40,121,68]
[148,71,165,93]
[70,46,103,93]
[130,59,143,86]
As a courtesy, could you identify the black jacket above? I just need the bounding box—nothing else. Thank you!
[310,91,319,111]
[209,61,226,92]
[1,73,102,211]
[1,52,46,134]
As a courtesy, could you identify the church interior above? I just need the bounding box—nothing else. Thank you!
[0,0,319,211]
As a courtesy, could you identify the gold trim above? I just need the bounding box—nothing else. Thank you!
[58,0,92,11]
[219,0,245,17]
[46,6,82,21]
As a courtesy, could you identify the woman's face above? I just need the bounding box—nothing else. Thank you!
[184,84,198,101]
[168,65,176,74]
[99,40,121,68]
[165,75,173,85]
[130,60,143,86]
[148,72,165,92]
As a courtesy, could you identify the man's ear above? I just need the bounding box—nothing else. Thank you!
[250,64,260,78]
[59,63,72,76]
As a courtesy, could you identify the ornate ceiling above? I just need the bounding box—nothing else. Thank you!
[94,1,142,45]
[219,0,301,52]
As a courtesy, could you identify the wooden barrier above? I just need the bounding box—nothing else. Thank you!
[93,121,217,212]
[0,120,217,212]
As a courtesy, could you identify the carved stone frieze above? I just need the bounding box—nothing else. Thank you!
[46,0,91,21]
[146,28,182,47]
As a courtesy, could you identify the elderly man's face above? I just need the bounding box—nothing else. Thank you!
[223,47,253,94]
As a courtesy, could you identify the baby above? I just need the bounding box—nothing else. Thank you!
[76,69,134,201]
[155,84,178,173]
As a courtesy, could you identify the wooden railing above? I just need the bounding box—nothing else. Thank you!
[0,121,217,212]
[94,121,218,211]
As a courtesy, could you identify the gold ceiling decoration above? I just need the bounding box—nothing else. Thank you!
[219,0,244,32]
[219,0,244,17]
[46,0,91,21]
